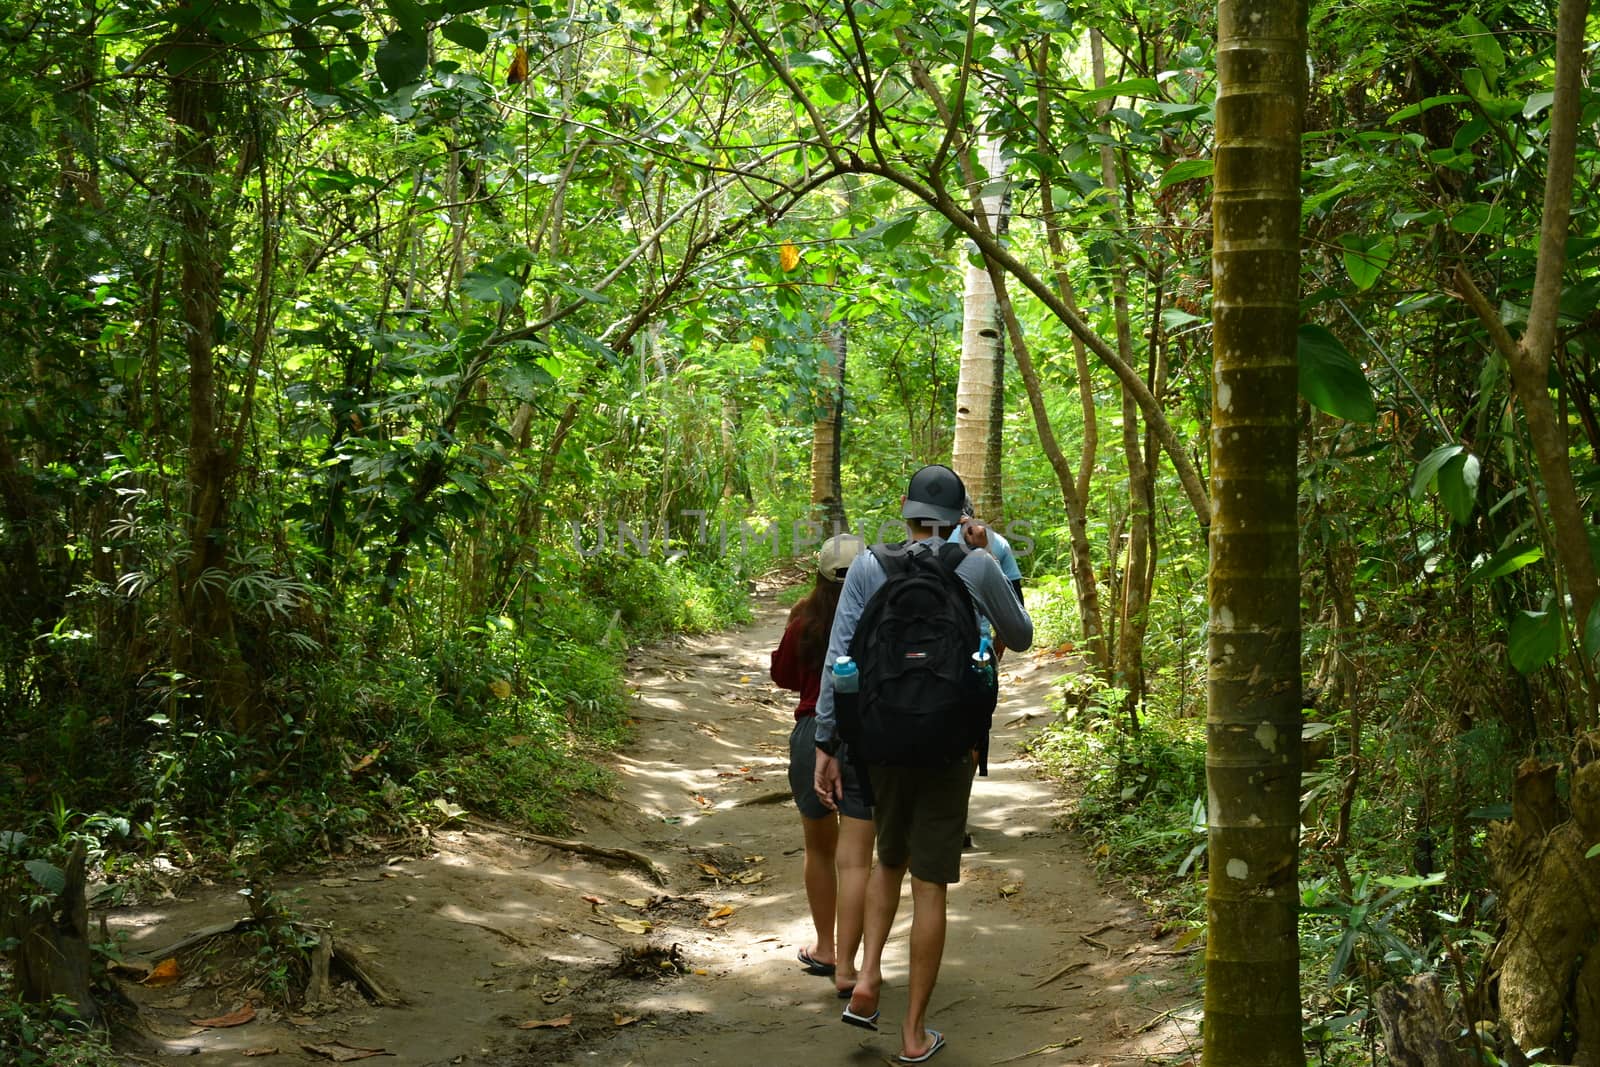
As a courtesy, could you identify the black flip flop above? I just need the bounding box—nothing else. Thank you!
[797,948,835,976]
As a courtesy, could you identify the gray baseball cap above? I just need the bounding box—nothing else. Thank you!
[901,464,965,526]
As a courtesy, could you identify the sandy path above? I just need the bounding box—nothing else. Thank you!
[103,594,1199,1066]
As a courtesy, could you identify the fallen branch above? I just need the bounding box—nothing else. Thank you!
[991,1036,1082,1063]
[330,940,404,1007]
[138,917,258,963]
[1031,960,1088,989]
[452,920,534,947]
[462,816,668,885]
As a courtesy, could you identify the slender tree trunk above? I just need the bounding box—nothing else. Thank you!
[721,389,741,502]
[1453,0,1596,720]
[1204,0,1307,1059]
[168,10,253,728]
[1090,30,1152,724]
[952,130,1008,520]
[810,329,848,533]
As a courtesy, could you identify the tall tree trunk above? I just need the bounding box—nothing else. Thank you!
[810,328,847,533]
[1204,0,1307,1059]
[1453,0,1597,721]
[952,129,1008,520]
[721,389,742,502]
[1091,30,1152,724]
[168,9,253,729]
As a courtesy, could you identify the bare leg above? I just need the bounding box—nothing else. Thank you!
[847,859,906,1019]
[800,814,840,964]
[900,875,948,1059]
[833,815,875,993]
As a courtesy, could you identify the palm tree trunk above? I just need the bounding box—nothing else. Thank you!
[1204,0,1308,1059]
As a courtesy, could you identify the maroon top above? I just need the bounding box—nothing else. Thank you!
[770,619,821,720]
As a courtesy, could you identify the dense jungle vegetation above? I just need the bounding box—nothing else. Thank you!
[2,0,1598,1061]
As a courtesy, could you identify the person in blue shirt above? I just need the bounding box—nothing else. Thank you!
[812,464,1033,1065]
[948,495,1024,659]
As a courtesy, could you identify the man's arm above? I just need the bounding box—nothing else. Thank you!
[954,547,1033,652]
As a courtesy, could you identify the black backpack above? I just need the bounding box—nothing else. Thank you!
[837,541,998,771]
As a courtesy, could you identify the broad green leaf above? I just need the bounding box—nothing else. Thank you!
[25,859,66,895]
[1297,325,1376,422]
[1160,308,1204,331]
[1387,94,1469,124]
[1524,91,1555,118]
[1410,444,1464,498]
[375,32,428,92]
[385,0,426,37]
[1437,451,1480,523]
[1465,542,1543,585]
[1158,159,1212,190]
[881,215,918,250]
[462,267,522,306]
[0,830,26,854]
[1073,77,1160,103]
[1450,202,1505,235]
[439,19,489,52]
[1339,234,1393,291]
[1458,14,1504,85]
[1508,610,1562,674]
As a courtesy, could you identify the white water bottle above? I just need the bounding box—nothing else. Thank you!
[832,655,859,693]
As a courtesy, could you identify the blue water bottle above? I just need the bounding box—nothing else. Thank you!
[832,655,859,693]
[970,637,994,685]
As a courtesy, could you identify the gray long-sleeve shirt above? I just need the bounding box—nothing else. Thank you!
[813,537,1034,746]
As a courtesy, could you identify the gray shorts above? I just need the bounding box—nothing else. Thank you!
[868,758,976,884]
[789,715,872,821]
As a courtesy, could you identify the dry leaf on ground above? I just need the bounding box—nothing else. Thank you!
[613,1014,641,1027]
[142,957,180,985]
[516,1015,573,1030]
[301,1041,394,1061]
[242,1048,279,1057]
[190,1003,256,1028]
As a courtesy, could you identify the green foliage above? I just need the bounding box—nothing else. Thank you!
[1027,703,1207,893]
[0,995,118,1067]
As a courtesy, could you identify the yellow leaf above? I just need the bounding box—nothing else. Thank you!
[623,898,648,909]
[697,862,722,877]
[779,242,800,272]
[733,870,763,885]
[489,679,512,699]
[612,918,651,934]
[613,1014,641,1027]
[143,958,181,986]
[706,905,735,920]
[999,883,1022,899]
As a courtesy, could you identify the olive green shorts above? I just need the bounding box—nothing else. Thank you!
[867,757,976,885]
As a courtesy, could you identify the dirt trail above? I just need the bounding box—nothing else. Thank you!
[105,593,1200,1066]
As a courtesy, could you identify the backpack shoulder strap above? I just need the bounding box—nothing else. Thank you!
[932,539,968,575]
[868,542,912,580]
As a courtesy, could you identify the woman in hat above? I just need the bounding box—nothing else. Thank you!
[770,533,874,999]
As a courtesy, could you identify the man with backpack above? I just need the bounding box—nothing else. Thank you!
[811,464,1033,1064]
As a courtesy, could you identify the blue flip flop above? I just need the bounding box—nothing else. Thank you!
[897,1030,945,1063]
[797,948,835,976]
[841,1004,880,1031]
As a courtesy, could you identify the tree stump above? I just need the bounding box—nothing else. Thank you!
[0,842,101,1027]
[1487,747,1600,1064]
[1375,973,1470,1067]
